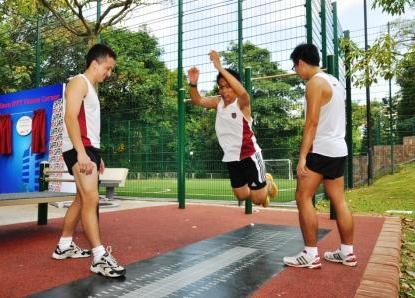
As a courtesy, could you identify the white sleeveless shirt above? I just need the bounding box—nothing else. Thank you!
[62,74,101,152]
[309,72,347,157]
[215,98,261,162]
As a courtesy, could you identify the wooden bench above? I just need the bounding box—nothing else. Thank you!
[0,191,76,225]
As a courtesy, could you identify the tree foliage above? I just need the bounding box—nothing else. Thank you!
[372,0,415,15]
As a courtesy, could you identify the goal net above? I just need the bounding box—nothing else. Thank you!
[264,159,294,180]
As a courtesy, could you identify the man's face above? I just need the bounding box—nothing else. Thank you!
[218,78,237,103]
[94,55,116,82]
[292,60,307,80]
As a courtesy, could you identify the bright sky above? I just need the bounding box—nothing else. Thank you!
[337,0,414,31]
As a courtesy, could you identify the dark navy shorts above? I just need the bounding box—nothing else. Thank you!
[306,152,346,180]
[226,152,267,190]
[62,147,101,176]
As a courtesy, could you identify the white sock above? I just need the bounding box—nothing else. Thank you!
[304,246,318,257]
[58,236,72,250]
[340,244,353,256]
[92,245,106,263]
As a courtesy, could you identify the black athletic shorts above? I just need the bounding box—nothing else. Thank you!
[306,152,346,180]
[226,152,267,190]
[62,147,101,176]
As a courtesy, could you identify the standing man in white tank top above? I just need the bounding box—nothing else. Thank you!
[187,50,278,207]
[283,44,357,269]
[51,44,125,278]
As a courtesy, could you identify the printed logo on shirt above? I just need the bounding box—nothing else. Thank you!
[231,112,237,119]
[251,182,257,187]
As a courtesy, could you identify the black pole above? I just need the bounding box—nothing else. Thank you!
[364,0,373,185]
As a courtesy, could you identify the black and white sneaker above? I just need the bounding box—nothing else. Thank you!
[52,242,91,259]
[90,247,126,278]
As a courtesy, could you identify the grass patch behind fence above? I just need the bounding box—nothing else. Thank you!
[101,178,297,202]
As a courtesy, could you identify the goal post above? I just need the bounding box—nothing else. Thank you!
[264,159,293,180]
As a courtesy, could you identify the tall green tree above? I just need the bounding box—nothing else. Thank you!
[372,0,415,15]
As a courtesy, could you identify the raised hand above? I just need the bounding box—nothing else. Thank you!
[209,50,222,70]
[187,67,200,85]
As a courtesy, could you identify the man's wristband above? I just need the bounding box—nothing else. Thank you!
[189,83,197,88]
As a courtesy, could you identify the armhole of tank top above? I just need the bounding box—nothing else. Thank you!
[316,73,333,108]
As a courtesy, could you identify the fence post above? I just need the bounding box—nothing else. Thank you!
[238,0,244,78]
[388,22,394,174]
[332,2,339,79]
[177,0,185,209]
[344,30,354,189]
[244,67,253,215]
[305,0,313,44]
[327,55,337,220]
[320,0,327,68]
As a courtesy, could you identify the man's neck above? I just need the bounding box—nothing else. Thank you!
[83,69,97,86]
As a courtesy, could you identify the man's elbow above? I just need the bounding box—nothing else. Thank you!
[64,114,77,126]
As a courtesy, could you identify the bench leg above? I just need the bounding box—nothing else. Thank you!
[38,203,48,225]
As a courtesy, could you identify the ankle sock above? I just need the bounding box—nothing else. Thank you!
[92,245,106,263]
[58,236,72,250]
[304,246,318,257]
[340,244,353,256]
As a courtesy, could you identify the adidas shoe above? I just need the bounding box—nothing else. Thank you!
[283,250,322,269]
[266,173,278,199]
[90,247,126,278]
[52,242,91,259]
[324,249,357,267]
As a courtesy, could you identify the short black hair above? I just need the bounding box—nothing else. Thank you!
[86,44,117,68]
[290,43,320,67]
[216,68,241,84]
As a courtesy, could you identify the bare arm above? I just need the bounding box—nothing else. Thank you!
[297,77,331,176]
[209,50,250,111]
[64,76,94,175]
[187,67,220,109]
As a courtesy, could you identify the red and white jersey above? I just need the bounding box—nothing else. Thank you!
[215,98,261,162]
[62,74,100,152]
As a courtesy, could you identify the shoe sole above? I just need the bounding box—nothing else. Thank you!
[284,262,322,269]
[90,266,126,278]
[52,253,91,260]
[324,257,357,267]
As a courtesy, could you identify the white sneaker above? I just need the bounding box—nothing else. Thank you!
[52,242,91,259]
[324,249,357,267]
[90,247,126,278]
[283,250,322,269]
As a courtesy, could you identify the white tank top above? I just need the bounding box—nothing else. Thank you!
[215,98,261,162]
[62,74,100,152]
[309,72,347,157]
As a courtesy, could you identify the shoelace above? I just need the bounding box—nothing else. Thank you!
[103,246,119,267]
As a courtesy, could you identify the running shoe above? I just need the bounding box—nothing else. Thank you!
[283,250,322,269]
[324,249,357,267]
[52,242,91,259]
[266,173,278,199]
[90,247,126,278]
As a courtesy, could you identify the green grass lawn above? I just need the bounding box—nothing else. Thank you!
[101,178,298,202]
[317,163,415,298]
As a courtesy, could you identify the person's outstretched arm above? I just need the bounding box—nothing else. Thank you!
[187,66,220,109]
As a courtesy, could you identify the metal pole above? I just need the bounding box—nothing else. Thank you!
[35,15,41,87]
[327,55,336,220]
[388,22,394,174]
[332,2,339,79]
[344,30,354,189]
[244,67,253,215]
[97,0,102,43]
[306,0,313,44]
[364,0,373,185]
[320,0,327,68]
[177,0,185,209]
[238,0,244,78]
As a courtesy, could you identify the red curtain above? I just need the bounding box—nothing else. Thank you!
[0,115,12,155]
[32,109,46,154]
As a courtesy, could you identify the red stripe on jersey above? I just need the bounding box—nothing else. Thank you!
[78,102,92,147]
[240,118,256,160]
